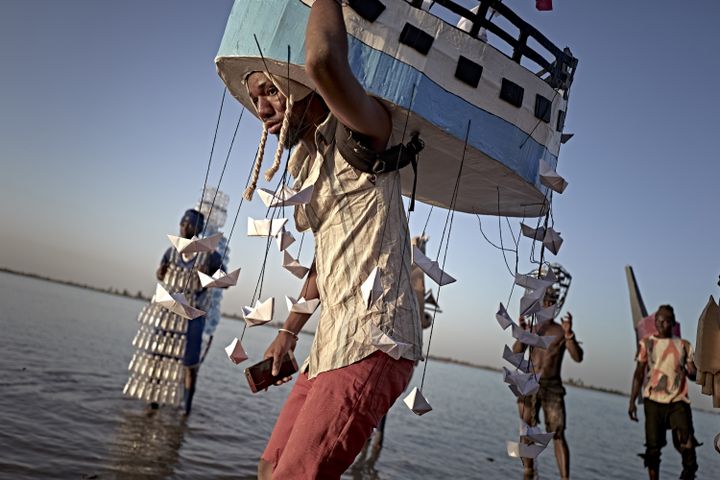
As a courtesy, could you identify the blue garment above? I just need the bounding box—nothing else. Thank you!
[159,247,221,366]
[183,316,206,367]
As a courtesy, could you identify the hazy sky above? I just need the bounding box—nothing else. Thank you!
[2,0,719,408]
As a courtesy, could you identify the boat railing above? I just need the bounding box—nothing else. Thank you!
[405,0,577,94]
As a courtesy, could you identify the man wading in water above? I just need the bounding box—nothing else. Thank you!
[513,266,583,480]
[629,305,699,480]
[240,1,423,478]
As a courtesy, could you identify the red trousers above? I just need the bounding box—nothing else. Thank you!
[261,351,413,479]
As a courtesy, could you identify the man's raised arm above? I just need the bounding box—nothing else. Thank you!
[305,0,391,151]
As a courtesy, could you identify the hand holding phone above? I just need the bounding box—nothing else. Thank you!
[245,351,299,393]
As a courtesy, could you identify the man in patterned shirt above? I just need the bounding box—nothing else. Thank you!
[629,305,699,480]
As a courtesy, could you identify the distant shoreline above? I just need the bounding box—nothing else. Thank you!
[2,267,716,413]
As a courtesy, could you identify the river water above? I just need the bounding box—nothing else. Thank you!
[0,272,718,479]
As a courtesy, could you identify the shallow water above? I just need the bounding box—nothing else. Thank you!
[0,272,718,479]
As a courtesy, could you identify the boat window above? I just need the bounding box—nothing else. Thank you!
[500,78,524,108]
[534,95,551,123]
[455,56,483,88]
[399,23,434,55]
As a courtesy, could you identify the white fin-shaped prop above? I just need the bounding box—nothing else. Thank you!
[167,232,223,254]
[243,297,275,327]
[275,228,296,251]
[247,218,288,237]
[153,283,205,320]
[542,227,563,255]
[412,246,456,286]
[511,324,556,349]
[506,441,547,459]
[198,268,240,288]
[285,296,320,315]
[370,324,411,360]
[496,303,515,330]
[257,185,314,208]
[361,267,383,308]
[282,251,310,279]
[538,159,568,194]
[403,387,432,416]
[502,345,531,373]
[224,337,248,364]
[520,223,546,242]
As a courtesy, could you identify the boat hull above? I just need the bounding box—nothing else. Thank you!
[216,0,571,216]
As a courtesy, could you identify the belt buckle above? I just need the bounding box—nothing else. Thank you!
[372,158,386,174]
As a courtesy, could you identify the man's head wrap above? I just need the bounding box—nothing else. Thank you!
[181,209,205,233]
[242,71,313,200]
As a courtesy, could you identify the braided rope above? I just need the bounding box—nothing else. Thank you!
[265,94,294,181]
[243,125,268,200]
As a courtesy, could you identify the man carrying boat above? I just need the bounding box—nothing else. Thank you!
[243,1,422,478]
[629,305,699,480]
[513,273,583,480]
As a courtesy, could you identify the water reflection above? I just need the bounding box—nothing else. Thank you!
[105,407,187,479]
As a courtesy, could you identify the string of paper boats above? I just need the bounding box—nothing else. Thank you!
[151,167,468,402]
[493,166,569,461]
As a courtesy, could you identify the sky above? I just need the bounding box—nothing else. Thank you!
[1,0,719,409]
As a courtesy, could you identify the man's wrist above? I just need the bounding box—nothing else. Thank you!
[278,328,299,341]
[564,331,575,340]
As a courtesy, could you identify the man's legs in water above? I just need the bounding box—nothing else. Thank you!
[669,402,698,480]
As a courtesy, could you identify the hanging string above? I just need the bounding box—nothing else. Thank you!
[195,88,227,234]
[419,119,471,391]
[181,108,244,293]
[296,231,307,260]
[239,167,290,344]
[220,148,257,265]
[421,205,434,237]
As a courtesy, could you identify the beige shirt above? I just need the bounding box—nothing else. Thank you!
[292,113,423,379]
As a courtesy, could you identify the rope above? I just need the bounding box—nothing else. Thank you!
[266,94,294,181]
[421,205,434,237]
[243,126,268,200]
[419,119,471,390]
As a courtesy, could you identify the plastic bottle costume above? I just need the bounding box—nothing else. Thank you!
[123,249,209,407]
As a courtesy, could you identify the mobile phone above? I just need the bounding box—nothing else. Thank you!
[244,351,299,393]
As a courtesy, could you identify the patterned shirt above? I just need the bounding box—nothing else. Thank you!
[637,335,694,404]
[292,113,423,379]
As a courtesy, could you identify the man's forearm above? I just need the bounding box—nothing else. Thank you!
[629,363,644,403]
[565,334,583,362]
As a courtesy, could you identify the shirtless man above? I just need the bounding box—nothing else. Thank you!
[513,283,583,480]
